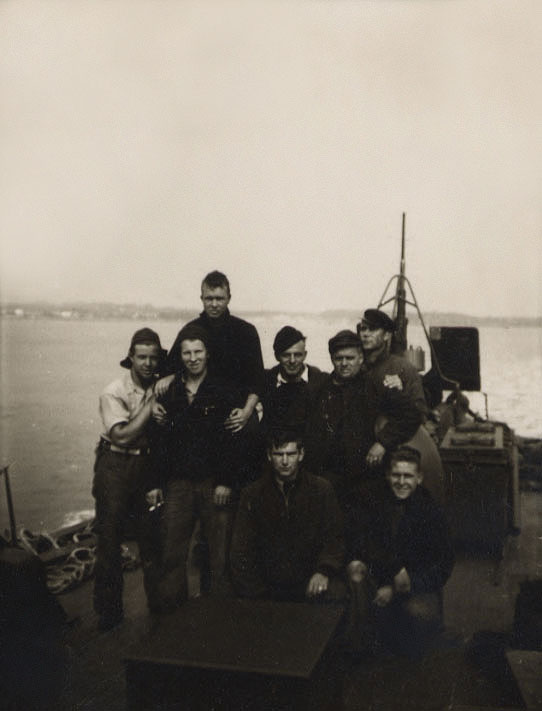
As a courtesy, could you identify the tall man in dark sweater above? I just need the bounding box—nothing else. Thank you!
[165,271,265,435]
[153,325,243,610]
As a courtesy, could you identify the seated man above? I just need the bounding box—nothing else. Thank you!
[230,432,345,602]
[347,446,454,659]
[262,325,328,435]
[152,325,243,610]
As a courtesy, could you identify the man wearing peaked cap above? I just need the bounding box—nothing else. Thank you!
[357,307,444,504]
[261,326,327,436]
[93,327,164,630]
[357,308,425,463]
[360,308,395,333]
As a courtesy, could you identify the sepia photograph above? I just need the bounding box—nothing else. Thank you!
[1,1,541,709]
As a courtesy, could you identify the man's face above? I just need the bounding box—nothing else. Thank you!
[130,344,160,383]
[268,441,304,481]
[358,322,391,354]
[386,460,423,500]
[277,340,307,380]
[180,339,209,377]
[331,347,363,381]
[201,285,230,319]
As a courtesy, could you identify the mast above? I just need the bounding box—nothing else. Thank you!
[393,212,408,354]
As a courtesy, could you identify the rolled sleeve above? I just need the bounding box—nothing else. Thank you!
[99,392,130,438]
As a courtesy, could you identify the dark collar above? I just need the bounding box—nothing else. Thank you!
[199,309,231,327]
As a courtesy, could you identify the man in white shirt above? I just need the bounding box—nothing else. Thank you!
[93,328,165,631]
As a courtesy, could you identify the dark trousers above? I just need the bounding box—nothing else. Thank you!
[92,448,160,618]
[159,477,235,608]
[348,576,442,659]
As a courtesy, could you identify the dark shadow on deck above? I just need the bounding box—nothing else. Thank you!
[56,488,541,710]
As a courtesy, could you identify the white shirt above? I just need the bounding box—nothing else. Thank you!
[99,370,154,443]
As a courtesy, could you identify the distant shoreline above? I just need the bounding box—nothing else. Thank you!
[1,303,540,329]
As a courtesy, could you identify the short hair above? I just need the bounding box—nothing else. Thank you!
[388,446,422,472]
[266,430,304,452]
[201,270,231,296]
[177,324,210,351]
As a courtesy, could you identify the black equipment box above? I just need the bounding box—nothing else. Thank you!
[429,326,481,391]
[441,422,514,558]
[125,597,344,711]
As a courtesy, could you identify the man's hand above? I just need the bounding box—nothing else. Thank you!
[383,373,403,390]
[224,407,250,432]
[151,401,169,426]
[373,585,393,607]
[347,560,368,584]
[145,488,163,511]
[154,374,175,398]
[393,567,411,595]
[214,485,232,506]
[306,572,329,598]
[366,442,386,467]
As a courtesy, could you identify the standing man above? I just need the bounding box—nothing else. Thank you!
[165,271,264,436]
[305,329,367,506]
[230,432,345,602]
[262,325,328,435]
[153,325,242,610]
[93,328,165,630]
[358,308,443,502]
[306,329,421,548]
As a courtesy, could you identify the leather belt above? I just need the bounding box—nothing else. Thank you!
[99,438,151,456]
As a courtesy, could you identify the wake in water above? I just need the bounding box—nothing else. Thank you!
[60,509,95,529]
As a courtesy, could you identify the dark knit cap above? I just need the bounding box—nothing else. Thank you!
[120,328,167,369]
[361,309,395,332]
[273,326,306,356]
[328,329,361,355]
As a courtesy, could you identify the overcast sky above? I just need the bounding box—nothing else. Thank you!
[1,0,541,317]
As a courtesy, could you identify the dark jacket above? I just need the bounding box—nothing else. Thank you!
[304,371,369,486]
[157,373,243,487]
[262,364,328,434]
[230,469,345,598]
[366,352,429,449]
[351,483,454,594]
[166,310,265,400]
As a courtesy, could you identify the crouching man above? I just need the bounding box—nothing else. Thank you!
[347,446,454,659]
[230,432,346,602]
[93,328,165,630]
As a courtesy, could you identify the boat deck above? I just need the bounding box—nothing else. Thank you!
[32,488,542,709]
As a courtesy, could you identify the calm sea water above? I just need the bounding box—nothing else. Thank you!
[1,316,541,531]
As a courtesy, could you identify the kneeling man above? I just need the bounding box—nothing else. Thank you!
[347,446,454,658]
[230,432,345,602]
